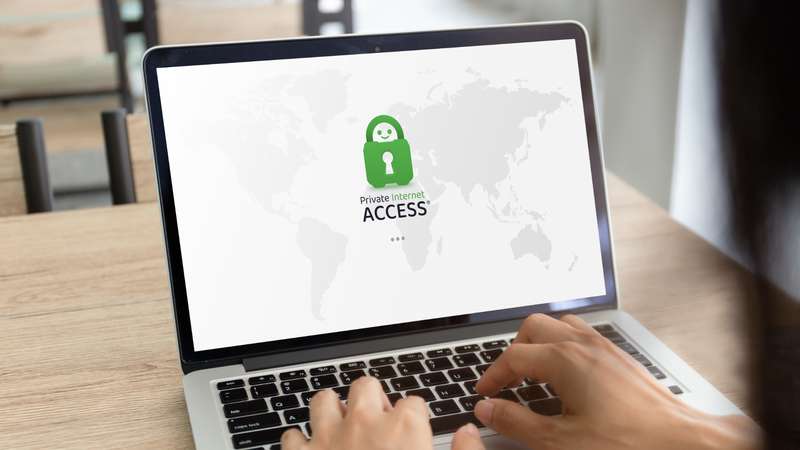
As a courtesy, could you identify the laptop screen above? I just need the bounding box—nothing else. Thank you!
[156,38,607,352]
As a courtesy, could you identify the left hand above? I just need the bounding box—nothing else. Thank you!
[281,376,485,450]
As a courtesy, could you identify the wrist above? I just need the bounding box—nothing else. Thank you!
[662,407,761,450]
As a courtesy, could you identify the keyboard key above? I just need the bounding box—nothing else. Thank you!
[232,426,299,449]
[340,369,366,385]
[453,353,480,367]
[425,357,454,371]
[406,388,436,402]
[464,381,477,395]
[482,340,508,349]
[249,375,277,385]
[228,412,281,433]
[381,380,391,393]
[494,390,519,402]
[369,357,396,367]
[669,385,684,395]
[454,344,480,353]
[398,352,424,362]
[224,399,268,418]
[309,366,337,376]
[430,412,483,435]
[270,394,300,410]
[528,397,562,416]
[430,399,460,416]
[305,422,312,436]
[435,383,466,399]
[647,366,667,380]
[448,367,476,382]
[479,349,502,363]
[426,348,453,358]
[459,395,485,411]
[617,342,638,355]
[524,377,539,385]
[284,407,309,424]
[391,376,420,391]
[251,383,279,399]
[220,388,248,404]
[310,374,339,390]
[544,384,557,396]
[369,366,398,379]
[301,391,319,405]
[218,379,245,390]
[593,324,614,333]
[420,371,448,386]
[397,361,426,375]
[340,361,366,371]
[281,378,309,394]
[517,385,548,401]
[633,353,653,367]
[602,331,627,344]
[333,386,350,400]
[279,370,306,381]
[475,364,491,375]
[387,392,403,405]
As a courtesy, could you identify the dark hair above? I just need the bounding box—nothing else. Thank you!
[717,1,800,448]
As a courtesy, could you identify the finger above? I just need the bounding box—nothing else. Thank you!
[281,428,307,450]
[559,314,596,334]
[476,343,559,396]
[309,389,344,444]
[347,376,390,414]
[392,395,430,423]
[451,423,486,450]
[515,313,581,345]
[474,399,559,446]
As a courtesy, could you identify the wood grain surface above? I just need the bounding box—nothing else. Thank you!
[0,123,27,216]
[0,96,119,154]
[159,0,301,45]
[127,114,157,203]
[0,0,115,100]
[0,174,751,448]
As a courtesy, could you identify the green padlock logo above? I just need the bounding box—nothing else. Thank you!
[363,115,414,188]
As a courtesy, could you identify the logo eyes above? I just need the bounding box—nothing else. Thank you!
[387,129,392,135]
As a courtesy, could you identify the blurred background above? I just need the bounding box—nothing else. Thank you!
[4,0,793,297]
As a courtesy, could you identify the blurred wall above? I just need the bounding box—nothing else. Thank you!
[597,0,686,208]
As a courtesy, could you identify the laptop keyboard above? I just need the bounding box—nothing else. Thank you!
[215,323,682,449]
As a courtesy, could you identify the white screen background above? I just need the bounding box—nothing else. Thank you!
[157,39,606,351]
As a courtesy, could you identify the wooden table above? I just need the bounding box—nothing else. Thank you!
[0,175,751,449]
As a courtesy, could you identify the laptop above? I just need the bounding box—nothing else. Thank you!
[142,22,742,450]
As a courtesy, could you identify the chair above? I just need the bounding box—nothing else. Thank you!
[0,0,132,111]
[101,110,155,204]
[156,0,302,44]
[302,0,353,35]
[0,119,54,216]
[142,0,353,46]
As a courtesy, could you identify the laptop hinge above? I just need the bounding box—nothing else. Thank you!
[242,319,521,372]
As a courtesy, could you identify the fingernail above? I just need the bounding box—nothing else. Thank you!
[474,399,494,424]
[459,422,480,437]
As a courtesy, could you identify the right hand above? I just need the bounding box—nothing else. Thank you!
[473,314,761,450]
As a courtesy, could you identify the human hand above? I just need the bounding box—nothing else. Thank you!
[281,376,486,450]
[473,314,761,450]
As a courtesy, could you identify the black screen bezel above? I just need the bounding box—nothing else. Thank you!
[143,22,617,367]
